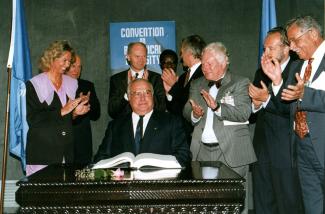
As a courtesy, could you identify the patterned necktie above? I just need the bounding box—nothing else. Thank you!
[184,68,191,87]
[134,115,144,154]
[294,58,313,139]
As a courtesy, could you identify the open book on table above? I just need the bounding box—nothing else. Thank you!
[92,152,182,170]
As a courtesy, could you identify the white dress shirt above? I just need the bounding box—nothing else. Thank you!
[201,84,219,143]
[132,110,153,137]
[124,68,145,101]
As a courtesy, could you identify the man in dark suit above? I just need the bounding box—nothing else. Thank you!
[95,79,191,167]
[262,16,325,214]
[66,55,101,164]
[248,27,303,214]
[161,35,206,144]
[108,42,166,119]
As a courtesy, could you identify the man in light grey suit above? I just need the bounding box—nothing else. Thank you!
[183,42,256,213]
[262,16,325,214]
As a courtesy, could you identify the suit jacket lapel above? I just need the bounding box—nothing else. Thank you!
[122,70,129,91]
[282,59,293,83]
[126,115,136,153]
[185,65,203,88]
[190,65,203,81]
[141,111,159,151]
[216,72,231,100]
[312,54,325,82]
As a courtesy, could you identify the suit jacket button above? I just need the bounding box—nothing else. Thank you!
[61,131,66,136]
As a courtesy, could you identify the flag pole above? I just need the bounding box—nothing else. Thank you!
[0,67,12,214]
[1,0,14,211]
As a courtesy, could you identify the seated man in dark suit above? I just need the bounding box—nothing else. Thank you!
[94,79,191,167]
[108,42,166,119]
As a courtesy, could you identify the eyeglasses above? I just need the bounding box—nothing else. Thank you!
[130,89,153,98]
[288,29,311,45]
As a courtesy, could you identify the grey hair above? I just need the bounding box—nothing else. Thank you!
[286,15,322,36]
[127,78,154,96]
[202,42,230,65]
[181,35,206,59]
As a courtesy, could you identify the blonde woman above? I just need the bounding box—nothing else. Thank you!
[25,40,90,175]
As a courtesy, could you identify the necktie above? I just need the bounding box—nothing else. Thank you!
[208,78,223,89]
[134,115,144,154]
[135,73,139,79]
[184,68,191,87]
[294,58,313,139]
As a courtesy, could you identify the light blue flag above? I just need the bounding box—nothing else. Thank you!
[7,0,32,172]
[258,0,277,63]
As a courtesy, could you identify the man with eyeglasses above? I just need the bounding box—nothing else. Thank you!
[94,79,191,167]
[249,27,303,214]
[262,16,325,214]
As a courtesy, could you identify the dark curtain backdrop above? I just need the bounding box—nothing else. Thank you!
[0,0,323,179]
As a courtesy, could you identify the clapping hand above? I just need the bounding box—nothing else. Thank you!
[189,99,204,119]
[61,98,82,116]
[261,54,282,86]
[73,98,90,117]
[281,73,305,101]
[161,68,178,93]
[249,81,269,109]
[79,91,90,103]
[200,89,218,110]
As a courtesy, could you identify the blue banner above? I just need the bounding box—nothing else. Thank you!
[109,21,176,74]
[7,0,32,172]
[259,0,277,63]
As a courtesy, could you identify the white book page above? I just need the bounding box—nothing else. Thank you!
[133,153,181,169]
[92,152,135,169]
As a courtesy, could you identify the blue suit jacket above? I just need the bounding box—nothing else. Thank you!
[272,54,325,167]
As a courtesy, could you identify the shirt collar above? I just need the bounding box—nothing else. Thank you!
[188,62,201,79]
[280,56,290,72]
[130,68,144,78]
[30,73,77,105]
[132,109,153,120]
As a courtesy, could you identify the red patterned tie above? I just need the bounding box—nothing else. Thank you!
[294,58,313,139]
